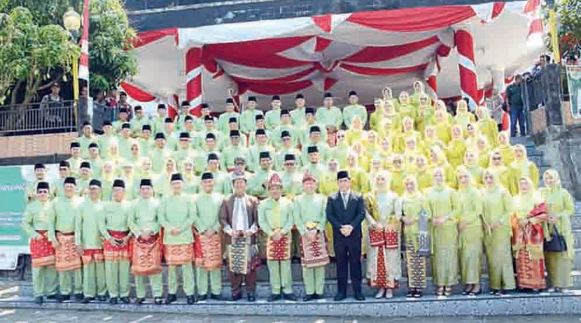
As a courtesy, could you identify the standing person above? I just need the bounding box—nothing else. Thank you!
[219,171,260,302]
[22,182,58,304]
[364,172,402,299]
[506,75,526,137]
[342,91,368,128]
[100,179,132,304]
[76,180,107,303]
[265,95,283,131]
[455,167,484,296]
[481,170,515,296]
[425,168,458,296]
[159,173,197,304]
[47,177,83,302]
[240,96,263,136]
[258,174,297,302]
[540,170,575,292]
[401,176,429,298]
[511,176,547,292]
[129,179,164,305]
[326,170,366,301]
[293,173,329,301]
[218,98,240,135]
[316,92,343,130]
[290,93,306,126]
[193,172,225,301]
[26,163,48,202]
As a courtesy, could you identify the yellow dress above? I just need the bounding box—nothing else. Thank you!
[446,138,467,168]
[497,144,515,165]
[508,159,540,196]
[455,183,484,285]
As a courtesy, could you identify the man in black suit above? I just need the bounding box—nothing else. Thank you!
[326,170,366,301]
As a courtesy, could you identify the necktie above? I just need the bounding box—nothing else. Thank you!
[342,193,348,209]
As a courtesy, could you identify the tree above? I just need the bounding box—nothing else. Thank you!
[556,0,581,59]
[0,0,137,105]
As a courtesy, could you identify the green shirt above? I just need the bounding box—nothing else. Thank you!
[150,146,173,173]
[290,107,306,126]
[315,106,343,128]
[99,200,132,240]
[48,195,83,241]
[248,169,277,198]
[265,109,281,131]
[98,134,117,159]
[271,124,299,149]
[22,200,52,239]
[218,112,240,134]
[130,116,151,135]
[128,197,160,236]
[75,199,105,249]
[77,135,97,159]
[293,193,327,235]
[240,109,263,134]
[159,193,195,245]
[193,191,224,232]
[342,104,368,128]
[281,171,303,197]
[222,145,251,170]
[258,197,294,236]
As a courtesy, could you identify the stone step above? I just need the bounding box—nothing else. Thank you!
[510,136,535,146]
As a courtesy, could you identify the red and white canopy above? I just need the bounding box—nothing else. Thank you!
[123,0,544,114]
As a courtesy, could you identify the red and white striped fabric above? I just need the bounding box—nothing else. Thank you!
[125,1,543,111]
[78,0,90,81]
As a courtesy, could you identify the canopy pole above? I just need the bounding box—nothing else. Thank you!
[454,26,478,110]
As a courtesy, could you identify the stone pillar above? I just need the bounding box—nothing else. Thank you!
[540,64,563,126]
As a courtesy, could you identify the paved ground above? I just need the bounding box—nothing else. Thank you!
[0,310,578,323]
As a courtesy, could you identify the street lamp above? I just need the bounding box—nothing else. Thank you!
[63,7,81,36]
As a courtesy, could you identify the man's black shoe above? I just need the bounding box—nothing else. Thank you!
[210,294,223,301]
[267,294,281,302]
[74,293,84,301]
[231,294,242,302]
[96,295,107,302]
[333,293,346,301]
[283,293,297,301]
[165,294,177,304]
[46,294,57,300]
[303,294,315,302]
[354,293,365,301]
[135,298,145,305]
[120,297,130,304]
[198,294,207,301]
[154,297,163,305]
[109,297,118,305]
[247,293,256,302]
[56,294,70,303]
[81,297,94,304]
[186,295,197,305]
[34,296,43,305]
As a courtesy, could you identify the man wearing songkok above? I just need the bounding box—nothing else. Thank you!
[193,172,225,301]
[87,143,103,179]
[290,93,306,126]
[342,91,368,128]
[280,154,303,198]
[151,104,167,135]
[206,153,232,195]
[194,103,214,132]
[130,105,151,136]
[302,146,326,182]
[26,163,48,201]
[249,114,271,146]
[162,117,179,151]
[22,182,58,304]
[258,173,297,302]
[52,161,72,198]
[112,108,130,134]
[98,121,116,160]
[99,179,132,304]
[77,161,93,196]
[66,142,84,177]
[173,132,194,168]
[175,101,192,132]
[218,98,240,134]
[47,176,83,302]
[248,151,277,199]
[301,126,329,165]
[219,171,260,302]
[316,92,343,129]
[299,107,327,146]
[222,130,251,172]
[248,129,275,172]
[293,173,329,301]
[240,96,263,135]
[129,179,164,305]
[150,132,172,173]
[117,123,134,160]
[75,179,107,303]
[274,131,302,171]
[77,121,96,159]
[271,109,298,149]
[159,173,197,304]
[138,124,154,157]
[265,95,283,130]
[326,170,366,301]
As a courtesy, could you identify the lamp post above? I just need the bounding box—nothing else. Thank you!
[63,7,81,131]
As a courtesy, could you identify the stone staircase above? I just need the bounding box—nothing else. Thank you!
[510,135,552,184]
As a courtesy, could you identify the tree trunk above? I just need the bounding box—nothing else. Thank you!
[10,80,23,107]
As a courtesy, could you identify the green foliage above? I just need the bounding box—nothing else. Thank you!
[556,0,581,56]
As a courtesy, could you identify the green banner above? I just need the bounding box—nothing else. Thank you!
[566,65,581,117]
[0,166,28,248]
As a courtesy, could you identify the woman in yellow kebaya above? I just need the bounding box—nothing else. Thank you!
[428,146,455,187]
[475,135,491,168]
[346,116,365,146]
[414,155,432,192]
[378,137,393,169]
[464,123,478,148]
[411,81,431,107]
[434,100,454,124]
[351,142,370,173]
[481,169,515,295]
[433,109,452,145]
[475,106,499,147]
[364,130,380,158]
[394,117,420,153]
[345,152,370,194]
[540,170,575,292]
[369,98,385,133]
[382,86,399,111]
[421,125,444,157]
[446,124,467,168]
[508,144,539,196]
[426,167,458,296]
[416,94,434,134]
[454,167,484,296]
[454,100,476,129]
[486,150,511,192]
[463,150,484,188]
[403,136,421,171]
[389,154,406,196]
[398,91,417,122]
[496,131,515,165]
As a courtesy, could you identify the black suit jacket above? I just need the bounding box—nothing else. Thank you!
[326,192,366,237]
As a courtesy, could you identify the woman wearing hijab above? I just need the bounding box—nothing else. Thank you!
[410,81,429,107]
[389,154,406,196]
[382,87,399,111]
[398,91,417,122]
[496,131,515,165]
[365,172,402,299]
[370,98,385,133]
[508,145,540,196]
[454,100,476,129]
[463,150,484,188]
[433,109,452,145]
[446,124,468,168]
[345,116,365,147]
[428,146,455,187]
[455,167,484,296]
[481,169,516,296]
[486,150,512,192]
[414,155,432,192]
[394,117,420,154]
[416,94,434,134]
[540,170,575,292]
[426,167,458,296]
[475,135,492,169]
[401,176,429,298]
[421,126,444,158]
[475,106,499,147]
[511,176,547,292]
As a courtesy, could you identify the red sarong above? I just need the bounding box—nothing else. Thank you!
[132,234,162,276]
[82,249,104,265]
[55,232,81,272]
[193,230,223,271]
[300,231,329,268]
[30,231,55,268]
[266,232,291,261]
[103,231,131,262]
[164,243,193,266]
[512,203,547,289]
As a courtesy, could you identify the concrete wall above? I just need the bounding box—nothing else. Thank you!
[0,133,76,160]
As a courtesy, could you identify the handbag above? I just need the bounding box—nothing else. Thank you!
[543,224,567,252]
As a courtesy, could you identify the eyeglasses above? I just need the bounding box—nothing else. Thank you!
[37,190,49,194]
[492,157,501,160]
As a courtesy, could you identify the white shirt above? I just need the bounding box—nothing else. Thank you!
[232,196,249,231]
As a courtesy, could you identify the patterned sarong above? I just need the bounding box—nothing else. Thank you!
[300,231,329,268]
[164,243,193,266]
[55,232,81,272]
[229,236,250,274]
[266,232,291,261]
[132,234,162,276]
[193,231,223,271]
[30,230,55,268]
[103,231,131,262]
[82,249,104,265]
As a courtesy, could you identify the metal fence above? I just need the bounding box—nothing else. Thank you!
[0,101,77,136]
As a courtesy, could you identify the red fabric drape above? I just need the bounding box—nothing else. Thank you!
[119,82,156,102]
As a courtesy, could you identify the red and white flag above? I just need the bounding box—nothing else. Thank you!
[78,0,90,81]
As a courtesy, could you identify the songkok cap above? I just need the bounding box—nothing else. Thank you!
[324,92,333,98]
[157,104,166,109]
[181,100,190,107]
[307,146,318,154]
[272,95,281,101]
[234,157,246,164]
[140,179,152,187]
[230,130,240,137]
[119,108,129,114]
[164,117,173,123]
[59,161,70,168]
[170,173,183,182]
[295,93,304,99]
[309,126,321,133]
[248,96,257,102]
[204,115,213,121]
[134,105,143,111]
[64,177,76,185]
[281,109,290,116]
[89,179,102,188]
[284,154,295,161]
[201,172,213,181]
[205,133,216,140]
[37,182,50,191]
[142,124,151,131]
[179,132,190,139]
[280,130,291,138]
[348,90,358,97]
[80,161,91,169]
[207,153,219,161]
[103,120,112,127]
[259,151,271,159]
[226,98,234,104]
[201,103,210,109]
[70,142,80,148]
[121,122,131,129]
[337,170,350,180]
[185,115,193,121]
[305,107,315,114]
[82,121,91,127]
[228,117,237,123]
[255,129,266,136]
[302,172,317,183]
[113,179,125,188]
[154,132,166,140]
[255,114,264,120]
[34,163,45,170]
[267,173,283,189]
[88,142,99,149]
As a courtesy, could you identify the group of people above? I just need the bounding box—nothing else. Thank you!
[23,83,575,307]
